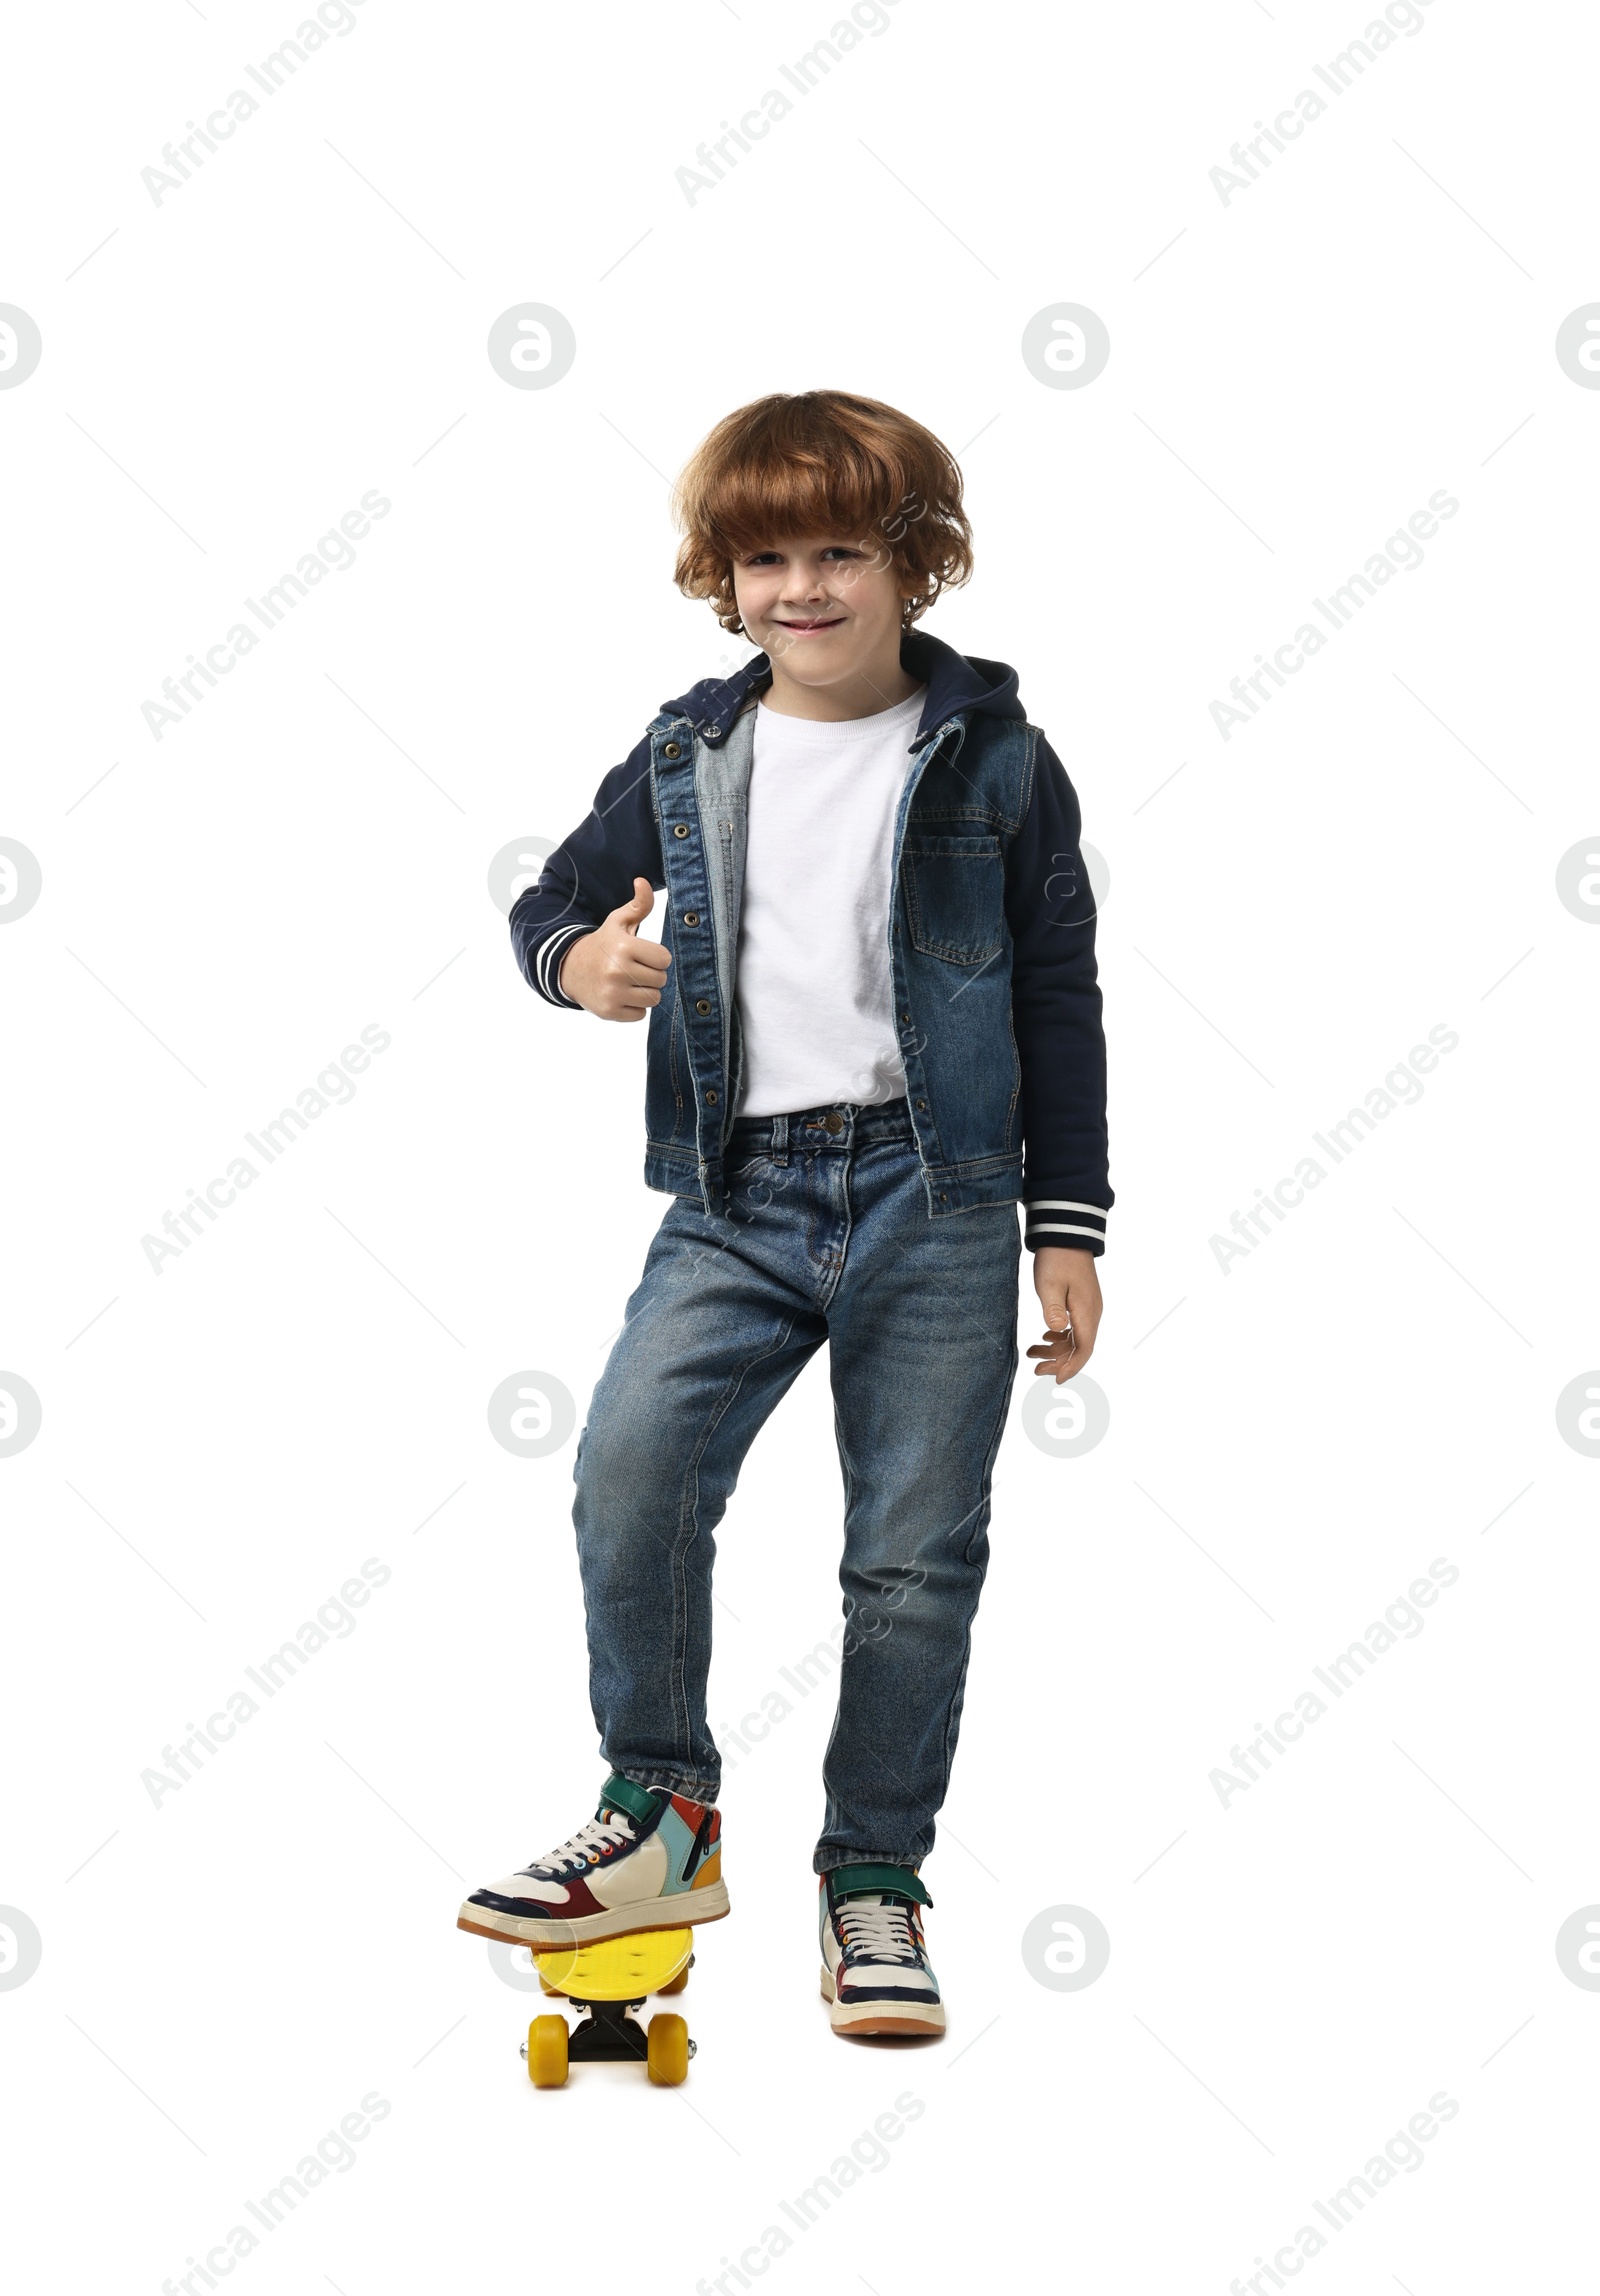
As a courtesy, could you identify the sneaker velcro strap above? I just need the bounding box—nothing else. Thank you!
[826,1863,931,1909]
[599,1773,662,1825]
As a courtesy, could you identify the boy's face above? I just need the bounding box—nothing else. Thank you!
[731,534,908,695]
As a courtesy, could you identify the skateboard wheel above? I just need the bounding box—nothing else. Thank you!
[527,2015,569,2088]
[646,2013,690,2086]
[657,1965,689,1996]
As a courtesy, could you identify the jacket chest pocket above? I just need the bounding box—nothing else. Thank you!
[903,833,1006,965]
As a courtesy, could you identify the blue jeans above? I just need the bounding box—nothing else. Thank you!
[571,1096,1021,1874]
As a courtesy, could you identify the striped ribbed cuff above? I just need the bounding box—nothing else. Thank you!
[534,923,590,1008]
[1023,1199,1107,1254]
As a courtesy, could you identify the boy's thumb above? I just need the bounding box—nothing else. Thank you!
[618,876,653,932]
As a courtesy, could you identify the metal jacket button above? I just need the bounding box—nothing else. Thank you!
[673,823,689,838]
[695,998,710,1014]
[663,741,682,759]
[683,911,699,926]
[705,1089,718,1104]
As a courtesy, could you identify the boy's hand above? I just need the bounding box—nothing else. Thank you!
[1026,1245,1102,1382]
[558,878,671,1020]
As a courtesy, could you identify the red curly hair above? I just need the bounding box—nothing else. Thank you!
[672,390,974,636]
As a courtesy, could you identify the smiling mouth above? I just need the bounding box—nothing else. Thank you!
[772,616,846,634]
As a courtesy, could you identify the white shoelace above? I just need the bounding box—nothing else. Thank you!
[528,1809,636,1876]
[838,1899,919,1963]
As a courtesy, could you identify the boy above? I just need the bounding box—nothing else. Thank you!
[458,390,1111,2037]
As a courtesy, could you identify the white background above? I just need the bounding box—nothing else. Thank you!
[3,1,1596,2289]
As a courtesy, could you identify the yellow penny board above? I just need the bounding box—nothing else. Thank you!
[534,1925,693,2002]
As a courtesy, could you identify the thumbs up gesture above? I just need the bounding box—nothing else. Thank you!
[558,878,673,1021]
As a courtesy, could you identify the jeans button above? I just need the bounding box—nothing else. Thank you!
[825,1113,843,1135]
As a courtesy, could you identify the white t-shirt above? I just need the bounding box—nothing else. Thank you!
[733,686,926,1119]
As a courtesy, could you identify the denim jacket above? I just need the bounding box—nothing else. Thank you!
[510,632,1112,1255]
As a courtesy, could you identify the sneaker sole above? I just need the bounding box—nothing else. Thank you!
[820,1964,946,2036]
[457,1879,730,1948]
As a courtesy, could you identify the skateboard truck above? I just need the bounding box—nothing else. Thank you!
[520,1992,698,2066]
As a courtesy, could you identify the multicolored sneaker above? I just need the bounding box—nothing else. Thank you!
[818,1865,945,2037]
[457,1773,727,1948]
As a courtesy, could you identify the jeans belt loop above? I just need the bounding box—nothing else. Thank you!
[771,1112,788,1161]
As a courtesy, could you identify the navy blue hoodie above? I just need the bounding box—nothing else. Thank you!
[510,631,1112,1254]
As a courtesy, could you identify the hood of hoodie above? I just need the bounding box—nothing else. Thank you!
[660,630,1026,754]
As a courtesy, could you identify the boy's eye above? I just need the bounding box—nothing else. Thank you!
[741,545,863,567]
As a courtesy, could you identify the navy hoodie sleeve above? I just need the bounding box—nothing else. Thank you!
[1004,730,1113,1254]
[508,734,664,1008]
